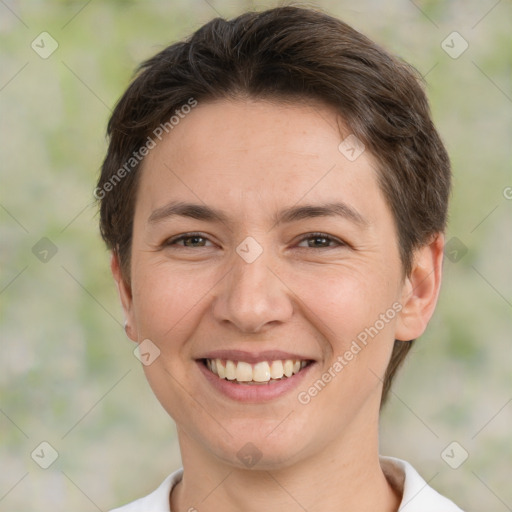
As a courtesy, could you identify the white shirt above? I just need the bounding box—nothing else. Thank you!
[109,456,464,511]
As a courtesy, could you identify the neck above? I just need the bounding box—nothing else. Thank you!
[170,416,401,512]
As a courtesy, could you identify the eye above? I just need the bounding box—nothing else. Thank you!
[296,232,346,249]
[164,232,214,248]
[162,232,346,250]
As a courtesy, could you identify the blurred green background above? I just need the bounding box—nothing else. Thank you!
[1,0,510,510]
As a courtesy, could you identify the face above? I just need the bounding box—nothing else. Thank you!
[113,98,442,470]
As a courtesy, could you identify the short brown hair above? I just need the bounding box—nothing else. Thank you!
[96,5,451,405]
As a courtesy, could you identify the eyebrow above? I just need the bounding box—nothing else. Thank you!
[147,200,368,228]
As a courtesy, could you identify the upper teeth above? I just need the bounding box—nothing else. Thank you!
[206,359,308,382]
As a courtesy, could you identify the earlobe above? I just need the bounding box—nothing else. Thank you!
[110,251,138,342]
[394,233,445,341]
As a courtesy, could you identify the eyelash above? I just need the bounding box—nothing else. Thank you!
[163,232,346,250]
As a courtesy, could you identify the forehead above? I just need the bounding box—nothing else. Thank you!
[136,98,386,224]
[146,98,354,168]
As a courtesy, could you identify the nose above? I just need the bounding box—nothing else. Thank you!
[212,241,294,333]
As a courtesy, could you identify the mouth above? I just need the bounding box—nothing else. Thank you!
[195,350,316,402]
[200,357,313,385]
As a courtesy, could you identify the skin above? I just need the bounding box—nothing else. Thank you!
[111,98,444,512]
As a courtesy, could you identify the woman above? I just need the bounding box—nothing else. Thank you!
[96,6,463,511]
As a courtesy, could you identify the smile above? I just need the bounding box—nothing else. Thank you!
[203,358,310,384]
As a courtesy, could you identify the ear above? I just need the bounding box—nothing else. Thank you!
[110,250,137,342]
[394,233,445,341]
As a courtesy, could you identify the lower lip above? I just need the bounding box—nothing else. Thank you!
[196,360,315,403]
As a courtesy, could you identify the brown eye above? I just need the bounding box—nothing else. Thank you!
[296,232,345,249]
[165,233,212,248]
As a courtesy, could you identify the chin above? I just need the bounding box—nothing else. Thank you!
[203,424,312,471]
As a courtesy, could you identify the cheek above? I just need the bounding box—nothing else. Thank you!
[295,266,398,347]
[294,269,400,426]
[130,262,213,346]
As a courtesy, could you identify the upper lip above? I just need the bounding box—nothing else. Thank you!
[196,350,315,364]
